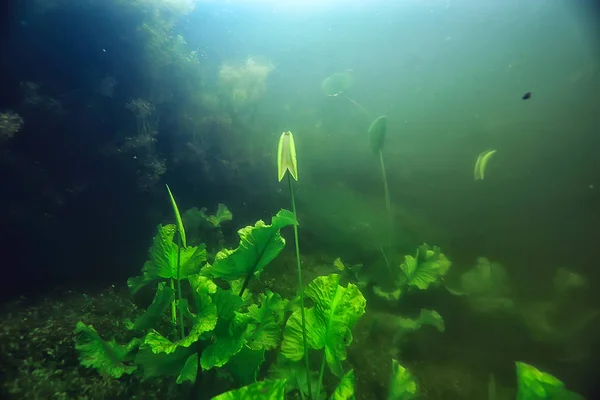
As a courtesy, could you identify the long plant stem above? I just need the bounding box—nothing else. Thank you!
[170,278,176,325]
[176,235,185,340]
[289,174,312,399]
[379,150,394,267]
[379,150,391,217]
[345,94,370,121]
[315,353,327,400]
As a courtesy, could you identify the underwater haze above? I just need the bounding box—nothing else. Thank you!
[0,0,599,399]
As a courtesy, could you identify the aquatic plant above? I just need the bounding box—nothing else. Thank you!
[368,115,392,232]
[74,206,298,397]
[165,185,188,339]
[182,204,233,259]
[321,71,369,120]
[276,130,313,397]
[388,359,419,400]
[515,362,584,400]
[280,274,366,397]
[219,57,275,113]
[0,110,24,140]
[373,243,451,302]
[474,149,497,180]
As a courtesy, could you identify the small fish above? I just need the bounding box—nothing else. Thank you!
[522,92,531,100]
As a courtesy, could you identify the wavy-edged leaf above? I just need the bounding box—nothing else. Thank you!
[239,290,288,351]
[395,309,445,334]
[399,244,451,290]
[127,224,207,293]
[227,346,266,385]
[331,369,355,400]
[388,359,418,400]
[516,362,584,400]
[200,288,246,370]
[132,282,175,331]
[281,274,366,377]
[74,322,140,378]
[211,379,286,400]
[203,210,295,282]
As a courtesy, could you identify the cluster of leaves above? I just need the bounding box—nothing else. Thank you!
[515,362,584,400]
[73,208,382,399]
[372,243,451,302]
[181,204,233,258]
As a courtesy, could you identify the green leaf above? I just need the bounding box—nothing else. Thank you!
[373,286,402,301]
[396,309,445,333]
[239,291,288,351]
[142,282,218,355]
[368,115,387,154]
[132,282,175,331]
[166,184,187,247]
[399,244,451,290]
[203,210,295,282]
[211,379,286,400]
[321,72,354,96]
[127,224,207,294]
[281,274,367,377]
[176,353,198,384]
[446,257,514,312]
[74,322,140,378]
[134,344,195,380]
[330,369,355,400]
[516,362,584,400]
[388,359,418,400]
[269,357,320,398]
[200,288,247,370]
[227,346,266,385]
[201,203,233,227]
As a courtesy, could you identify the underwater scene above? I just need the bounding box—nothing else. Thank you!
[1,0,599,399]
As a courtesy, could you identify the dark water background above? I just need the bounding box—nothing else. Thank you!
[1,0,600,397]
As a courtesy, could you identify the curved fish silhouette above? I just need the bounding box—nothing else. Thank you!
[474,149,497,180]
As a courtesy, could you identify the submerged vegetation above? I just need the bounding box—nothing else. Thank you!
[1,0,598,399]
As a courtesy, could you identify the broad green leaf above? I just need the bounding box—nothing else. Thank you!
[200,323,246,370]
[269,357,321,398]
[203,210,295,281]
[201,203,233,227]
[396,309,445,333]
[239,291,288,351]
[227,346,266,385]
[200,288,246,370]
[127,224,207,294]
[134,343,194,379]
[553,267,588,293]
[516,362,584,400]
[132,282,175,331]
[369,115,387,154]
[399,244,451,290]
[373,286,402,301]
[143,287,218,355]
[330,369,355,400]
[446,257,514,312]
[321,72,354,96]
[74,322,140,378]
[211,379,286,400]
[388,359,418,400]
[281,274,366,377]
[176,353,198,384]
